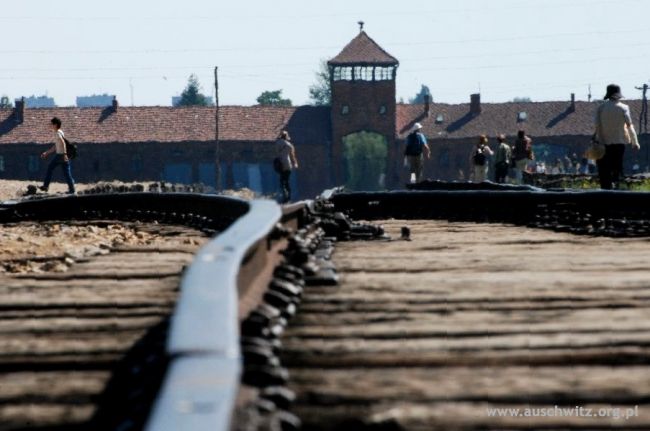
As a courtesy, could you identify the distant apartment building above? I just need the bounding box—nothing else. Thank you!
[21,95,56,108]
[76,94,115,108]
[172,96,214,107]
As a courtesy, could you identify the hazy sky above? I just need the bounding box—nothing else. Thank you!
[2,0,649,107]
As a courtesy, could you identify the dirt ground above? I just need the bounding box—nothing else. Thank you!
[0,221,202,274]
[0,179,257,201]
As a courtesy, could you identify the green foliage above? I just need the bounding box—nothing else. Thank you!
[257,90,292,107]
[0,95,12,109]
[308,60,331,106]
[552,177,650,191]
[342,131,388,191]
[512,97,532,103]
[409,85,431,104]
[177,75,209,107]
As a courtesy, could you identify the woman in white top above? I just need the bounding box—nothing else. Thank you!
[39,117,76,194]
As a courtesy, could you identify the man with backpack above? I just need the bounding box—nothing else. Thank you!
[39,117,76,195]
[404,123,430,183]
[470,135,494,183]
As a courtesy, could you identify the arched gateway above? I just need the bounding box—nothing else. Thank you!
[342,131,388,191]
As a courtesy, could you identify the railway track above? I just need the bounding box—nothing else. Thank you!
[1,187,649,430]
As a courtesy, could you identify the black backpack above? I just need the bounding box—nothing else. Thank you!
[63,137,78,159]
[404,132,423,156]
[473,149,486,166]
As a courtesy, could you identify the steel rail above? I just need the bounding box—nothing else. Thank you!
[0,193,310,431]
[329,189,650,223]
[145,199,284,431]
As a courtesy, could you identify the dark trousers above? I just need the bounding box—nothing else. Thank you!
[494,161,509,183]
[43,154,75,193]
[596,144,625,189]
[279,170,291,203]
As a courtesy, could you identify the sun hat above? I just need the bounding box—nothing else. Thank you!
[604,84,623,100]
[412,122,423,131]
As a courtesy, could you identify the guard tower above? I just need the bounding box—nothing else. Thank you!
[328,24,399,190]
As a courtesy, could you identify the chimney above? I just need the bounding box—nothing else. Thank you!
[424,94,431,117]
[112,96,119,111]
[570,93,575,112]
[470,93,481,114]
[14,97,25,123]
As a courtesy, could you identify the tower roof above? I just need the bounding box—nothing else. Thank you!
[328,31,398,66]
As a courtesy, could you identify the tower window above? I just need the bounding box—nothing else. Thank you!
[374,67,395,81]
[341,105,350,115]
[379,105,387,115]
[333,66,353,81]
[436,114,444,124]
[354,66,374,81]
[518,111,528,122]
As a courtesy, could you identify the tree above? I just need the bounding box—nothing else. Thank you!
[256,90,292,107]
[409,85,431,104]
[0,95,12,109]
[177,74,209,107]
[308,60,331,106]
[512,97,532,103]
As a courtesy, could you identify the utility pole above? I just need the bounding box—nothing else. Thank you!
[129,78,134,106]
[635,83,648,134]
[214,67,221,192]
[588,84,592,102]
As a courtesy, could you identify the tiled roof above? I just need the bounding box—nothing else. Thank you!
[396,100,645,140]
[328,31,398,66]
[0,105,330,145]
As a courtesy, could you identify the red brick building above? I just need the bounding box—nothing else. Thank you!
[1,31,648,197]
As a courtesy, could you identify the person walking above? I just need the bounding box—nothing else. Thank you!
[494,134,512,183]
[274,130,298,203]
[512,130,533,184]
[39,117,76,194]
[594,84,640,189]
[470,135,494,183]
[403,123,431,183]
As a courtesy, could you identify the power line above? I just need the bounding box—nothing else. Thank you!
[0,0,644,22]
[0,29,646,56]
[636,83,649,133]
[0,40,648,74]
[399,53,648,73]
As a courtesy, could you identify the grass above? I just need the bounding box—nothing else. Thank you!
[536,176,650,191]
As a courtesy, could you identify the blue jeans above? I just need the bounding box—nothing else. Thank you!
[279,170,291,203]
[43,154,75,193]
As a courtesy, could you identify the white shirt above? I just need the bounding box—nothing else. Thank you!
[54,129,66,154]
[595,100,633,146]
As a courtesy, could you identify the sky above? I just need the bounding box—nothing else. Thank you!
[1,0,649,107]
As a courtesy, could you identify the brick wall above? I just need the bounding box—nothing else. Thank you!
[0,140,332,199]
[330,79,397,187]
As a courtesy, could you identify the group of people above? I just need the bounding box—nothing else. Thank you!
[404,124,535,185]
[404,84,641,189]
